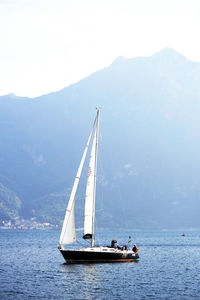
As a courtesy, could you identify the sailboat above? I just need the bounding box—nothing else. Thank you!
[58,109,139,263]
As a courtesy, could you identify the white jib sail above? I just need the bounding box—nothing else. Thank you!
[59,117,97,247]
[83,110,100,245]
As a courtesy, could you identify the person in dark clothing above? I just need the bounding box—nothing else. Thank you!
[122,245,128,250]
[111,239,117,248]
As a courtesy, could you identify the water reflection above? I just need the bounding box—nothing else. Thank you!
[60,263,101,299]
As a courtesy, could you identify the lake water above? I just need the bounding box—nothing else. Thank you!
[0,229,200,299]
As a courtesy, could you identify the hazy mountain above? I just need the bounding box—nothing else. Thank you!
[1,47,200,229]
[0,183,21,221]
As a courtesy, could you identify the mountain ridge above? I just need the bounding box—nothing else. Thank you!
[1,47,200,229]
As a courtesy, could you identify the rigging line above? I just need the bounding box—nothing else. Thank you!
[118,185,136,246]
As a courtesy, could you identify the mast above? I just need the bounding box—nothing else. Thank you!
[91,108,100,247]
[83,109,100,247]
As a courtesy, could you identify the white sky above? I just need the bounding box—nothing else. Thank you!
[0,0,200,97]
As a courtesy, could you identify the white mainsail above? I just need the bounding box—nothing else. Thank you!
[59,116,97,247]
[83,110,100,247]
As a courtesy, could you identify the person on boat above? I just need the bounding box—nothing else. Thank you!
[111,239,117,248]
[122,245,128,250]
[132,244,139,253]
[116,244,122,250]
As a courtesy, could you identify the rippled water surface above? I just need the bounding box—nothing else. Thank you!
[1,229,200,299]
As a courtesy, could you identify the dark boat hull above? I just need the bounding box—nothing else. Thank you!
[60,248,139,264]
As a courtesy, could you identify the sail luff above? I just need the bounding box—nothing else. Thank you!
[83,109,100,247]
[59,116,97,247]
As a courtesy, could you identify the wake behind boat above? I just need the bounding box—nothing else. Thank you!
[58,109,139,263]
